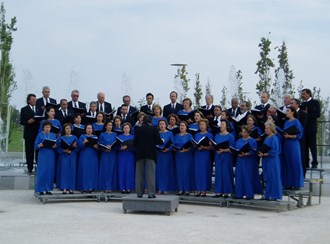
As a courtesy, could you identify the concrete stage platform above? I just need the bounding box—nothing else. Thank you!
[122,195,179,215]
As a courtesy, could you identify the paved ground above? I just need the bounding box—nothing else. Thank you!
[0,190,330,244]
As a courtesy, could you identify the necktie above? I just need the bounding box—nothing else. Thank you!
[74,102,77,108]
[207,105,209,110]
[32,106,36,113]
[148,105,151,111]
[100,104,103,112]
[172,104,175,111]
[63,110,66,117]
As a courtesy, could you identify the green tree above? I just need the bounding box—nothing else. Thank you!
[0,3,17,151]
[174,65,190,102]
[220,86,228,109]
[275,41,295,96]
[255,36,274,96]
[193,73,203,109]
[236,69,245,102]
[205,78,212,96]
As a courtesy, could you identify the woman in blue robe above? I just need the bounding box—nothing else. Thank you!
[34,121,57,195]
[220,111,236,139]
[177,98,194,125]
[156,119,176,194]
[56,123,78,194]
[92,112,105,137]
[193,119,213,197]
[235,125,263,199]
[258,122,282,200]
[246,114,263,144]
[117,122,135,194]
[77,124,99,192]
[213,120,235,198]
[152,104,167,127]
[98,121,118,192]
[174,121,194,195]
[282,107,304,189]
[38,107,62,136]
[71,114,85,138]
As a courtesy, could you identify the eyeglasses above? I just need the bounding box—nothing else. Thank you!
[72,95,79,97]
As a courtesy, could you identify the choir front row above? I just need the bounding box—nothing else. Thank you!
[35,109,304,201]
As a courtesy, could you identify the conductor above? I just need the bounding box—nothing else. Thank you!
[134,115,163,198]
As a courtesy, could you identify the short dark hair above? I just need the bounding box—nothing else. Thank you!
[146,93,154,99]
[291,98,301,106]
[302,88,312,97]
[26,94,36,104]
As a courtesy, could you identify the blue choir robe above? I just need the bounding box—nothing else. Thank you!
[92,122,105,136]
[282,119,304,188]
[174,132,195,191]
[117,134,135,191]
[34,132,57,193]
[152,117,167,127]
[193,132,213,191]
[76,134,99,191]
[235,137,263,198]
[38,119,62,134]
[214,133,235,194]
[156,131,176,191]
[56,135,78,190]
[98,132,118,191]
[262,134,283,200]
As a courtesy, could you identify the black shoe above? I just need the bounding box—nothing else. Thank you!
[148,195,156,199]
[121,190,126,194]
[212,194,221,198]
[311,165,318,169]
[62,192,67,194]
[184,192,190,196]
[46,191,52,195]
[39,192,44,195]
[69,191,74,194]
[28,169,33,174]
[176,191,183,195]
[137,195,143,198]
[126,190,130,194]
[223,195,229,199]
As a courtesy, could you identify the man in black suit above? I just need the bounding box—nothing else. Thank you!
[116,95,138,116]
[35,86,57,116]
[254,91,271,130]
[301,88,321,168]
[201,94,215,119]
[163,91,184,119]
[140,92,154,115]
[20,94,40,173]
[67,89,87,114]
[291,98,308,175]
[134,115,163,198]
[233,101,250,136]
[55,99,73,125]
[120,104,135,127]
[226,97,241,118]
[96,92,113,119]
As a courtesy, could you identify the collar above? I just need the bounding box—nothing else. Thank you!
[306,97,312,102]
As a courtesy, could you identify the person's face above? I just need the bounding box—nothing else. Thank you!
[169,116,177,126]
[194,113,201,122]
[114,118,121,127]
[97,113,104,122]
[90,104,97,112]
[284,96,291,106]
[74,116,81,124]
[214,107,221,117]
[123,125,130,134]
[301,90,310,100]
[121,106,128,115]
[123,97,130,106]
[154,107,161,116]
[199,121,207,132]
[179,122,187,133]
[220,121,227,132]
[265,125,272,136]
[266,108,276,117]
[47,108,55,119]
[240,102,247,113]
[241,129,249,139]
[231,99,238,109]
[71,92,79,102]
[43,124,51,133]
[64,125,71,135]
[247,117,254,126]
[85,125,93,135]
[159,121,166,131]
[261,93,269,104]
[97,93,105,103]
[138,115,145,123]
[286,108,293,118]
[61,101,68,110]
[146,95,153,105]
[42,89,50,98]
[170,92,177,103]
[183,100,190,109]
[205,96,212,105]
[266,115,274,123]
[220,112,227,119]
[28,96,36,106]
[290,100,298,110]
[105,122,113,132]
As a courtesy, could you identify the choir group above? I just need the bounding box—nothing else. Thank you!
[20,86,321,200]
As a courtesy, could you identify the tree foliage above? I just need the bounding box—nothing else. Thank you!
[255,36,274,96]
[220,86,228,109]
[205,78,212,96]
[174,65,190,102]
[236,69,245,102]
[193,73,203,109]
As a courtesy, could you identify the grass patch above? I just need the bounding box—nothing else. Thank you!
[8,125,24,152]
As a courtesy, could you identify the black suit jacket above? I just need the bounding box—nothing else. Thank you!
[140,104,153,114]
[163,103,183,120]
[36,97,57,115]
[134,123,163,161]
[20,105,40,140]
[301,99,320,132]
[96,101,112,114]
[226,107,241,118]
[68,100,87,114]
[55,108,74,125]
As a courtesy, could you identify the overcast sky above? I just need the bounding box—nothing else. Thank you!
[5,0,330,109]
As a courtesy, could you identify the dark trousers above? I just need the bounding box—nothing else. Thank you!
[25,139,35,171]
[305,129,318,167]
[135,159,156,197]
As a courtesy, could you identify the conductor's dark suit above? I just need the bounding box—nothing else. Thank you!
[134,122,163,198]
[163,103,183,120]
[20,105,40,172]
